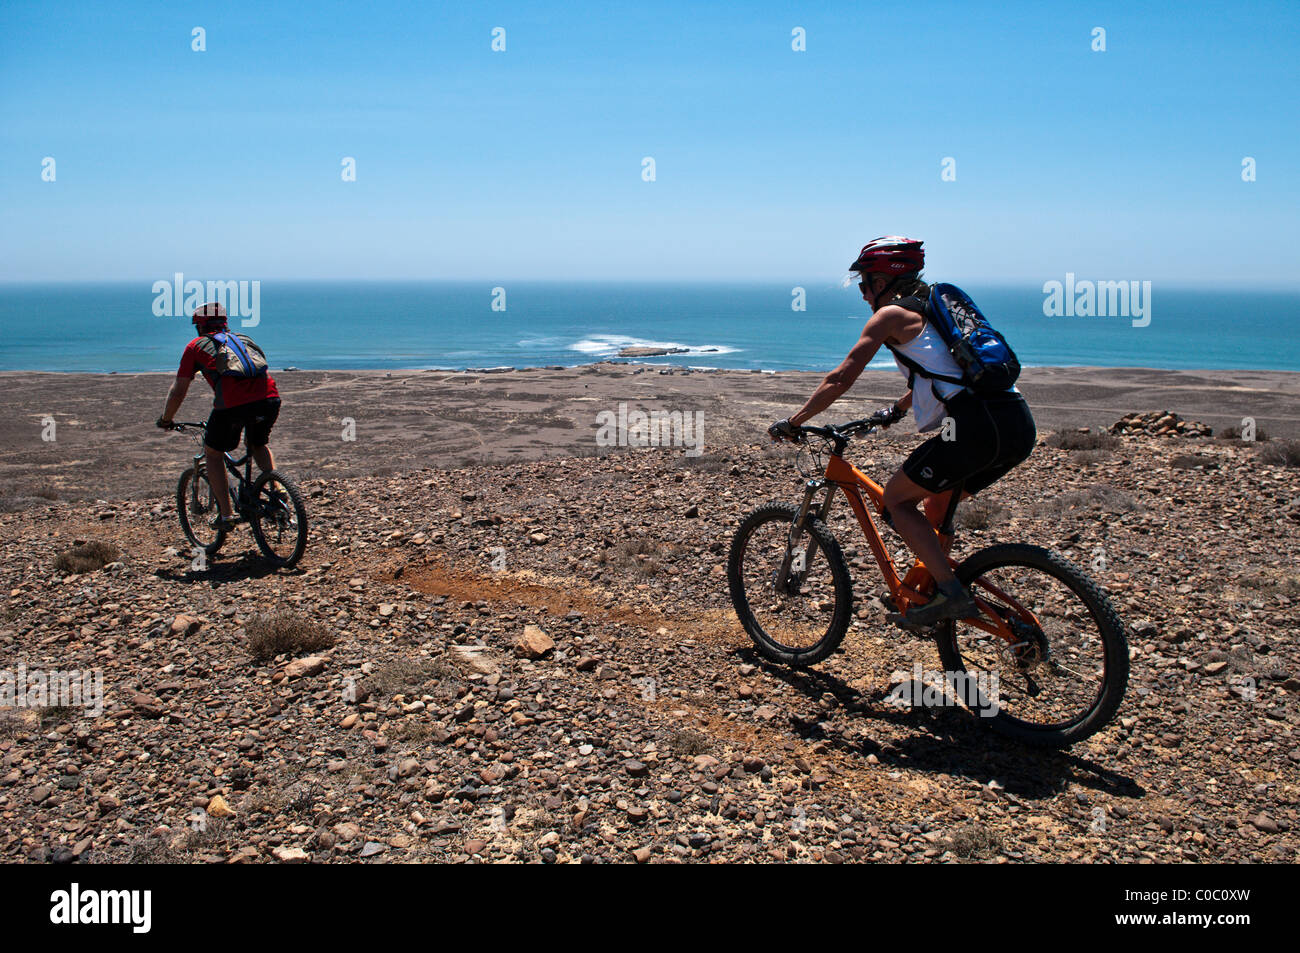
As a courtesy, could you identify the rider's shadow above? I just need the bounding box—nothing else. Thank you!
[735,645,1143,803]
[155,550,302,586]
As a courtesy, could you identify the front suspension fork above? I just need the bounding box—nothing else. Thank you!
[774,479,836,594]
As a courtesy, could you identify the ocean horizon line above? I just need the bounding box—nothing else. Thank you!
[4,278,1300,293]
[4,361,1298,377]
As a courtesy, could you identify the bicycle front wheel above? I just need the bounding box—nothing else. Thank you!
[177,466,225,557]
[727,502,853,667]
[936,544,1128,747]
[248,469,308,568]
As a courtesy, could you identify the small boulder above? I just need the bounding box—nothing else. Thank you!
[284,656,326,680]
[514,624,555,659]
[170,614,203,636]
[206,794,235,818]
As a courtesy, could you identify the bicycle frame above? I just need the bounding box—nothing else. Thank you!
[806,447,1041,646]
[192,445,254,511]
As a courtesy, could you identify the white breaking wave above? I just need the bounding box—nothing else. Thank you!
[568,334,739,357]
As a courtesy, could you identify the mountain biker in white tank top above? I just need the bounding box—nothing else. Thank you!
[768,237,1035,629]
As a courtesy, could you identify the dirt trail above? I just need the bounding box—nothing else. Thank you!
[396,558,747,650]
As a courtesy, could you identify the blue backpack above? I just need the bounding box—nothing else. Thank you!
[887,283,1020,396]
[202,331,268,379]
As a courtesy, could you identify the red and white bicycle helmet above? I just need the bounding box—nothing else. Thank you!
[192,302,228,332]
[849,236,924,275]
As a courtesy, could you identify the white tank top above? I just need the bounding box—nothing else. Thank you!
[890,321,967,433]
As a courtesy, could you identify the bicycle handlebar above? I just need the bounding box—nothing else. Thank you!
[795,418,879,443]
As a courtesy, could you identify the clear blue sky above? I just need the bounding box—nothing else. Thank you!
[1,0,1297,284]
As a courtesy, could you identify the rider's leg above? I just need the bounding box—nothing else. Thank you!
[244,398,280,481]
[250,443,275,473]
[249,444,280,495]
[883,472,957,585]
[923,488,970,557]
[204,446,234,518]
[884,472,977,627]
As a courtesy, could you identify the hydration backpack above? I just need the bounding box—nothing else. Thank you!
[887,283,1020,396]
[202,331,268,379]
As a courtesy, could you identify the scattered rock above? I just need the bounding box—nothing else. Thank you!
[206,795,235,818]
[514,624,554,659]
[1111,410,1212,438]
[170,614,203,635]
[284,656,327,679]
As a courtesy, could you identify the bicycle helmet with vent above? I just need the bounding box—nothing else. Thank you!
[848,236,924,275]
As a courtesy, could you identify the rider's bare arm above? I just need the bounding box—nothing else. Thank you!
[160,374,191,423]
[789,306,909,426]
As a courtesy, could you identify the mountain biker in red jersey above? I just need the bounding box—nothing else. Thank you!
[769,237,1036,628]
[156,303,281,530]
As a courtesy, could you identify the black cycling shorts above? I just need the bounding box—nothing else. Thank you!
[901,390,1036,495]
[205,398,281,453]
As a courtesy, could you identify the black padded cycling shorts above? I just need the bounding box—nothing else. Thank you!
[205,398,281,453]
[901,390,1036,495]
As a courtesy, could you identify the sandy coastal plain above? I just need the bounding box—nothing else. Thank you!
[3,364,1299,503]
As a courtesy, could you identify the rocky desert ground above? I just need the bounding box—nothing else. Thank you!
[1,366,1298,863]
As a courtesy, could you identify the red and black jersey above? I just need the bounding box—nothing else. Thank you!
[178,335,280,409]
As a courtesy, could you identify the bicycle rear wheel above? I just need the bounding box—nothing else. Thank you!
[727,502,853,666]
[176,466,225,557]
[248,469,308,568]
[936,544,1128,747]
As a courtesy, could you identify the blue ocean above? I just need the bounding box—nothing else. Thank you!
[1,282,1297,373]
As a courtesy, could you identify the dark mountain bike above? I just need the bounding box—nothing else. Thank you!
[728,418,1128,747]
[165,421,308,569]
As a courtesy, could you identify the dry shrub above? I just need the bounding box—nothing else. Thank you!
[668,728,712,757]
[956,498,1008,531]
[0,710,33,739]
[0,484,59,513]
[1073,449,1111,465]
[53,540,121,574]
[284,778,325,816]
[946,823,1003,859]
[678,453,732,472]
[123,836,187,864]
[1218,424,1269,442]
[1171,453,1218,470]
[361,658,440,699]
[1258,440,1300,467]
[598,536,684,577]
[1239,571,1300,597]
[245,611,335,662]
[1037,484,1142,516]
[1046,430,1118,452]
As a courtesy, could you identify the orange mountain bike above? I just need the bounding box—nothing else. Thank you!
[728,418,1128,747]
